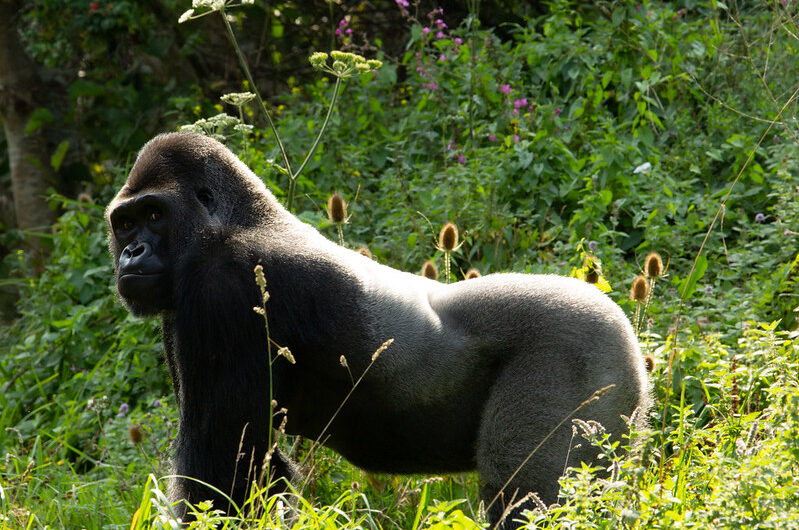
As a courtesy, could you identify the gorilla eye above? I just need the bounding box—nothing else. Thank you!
[148,209,161,222]
[196,188,215,214]
[121,219,134,231]
[197,189,213,207]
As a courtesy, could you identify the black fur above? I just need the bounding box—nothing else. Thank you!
[107,132,650,527]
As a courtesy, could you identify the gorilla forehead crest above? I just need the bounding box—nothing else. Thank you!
[124,133,268,198]
[107,132,650,528]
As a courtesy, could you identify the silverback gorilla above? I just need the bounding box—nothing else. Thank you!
[106,132,650,527]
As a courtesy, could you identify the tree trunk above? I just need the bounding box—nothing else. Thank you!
[0,1,55,250]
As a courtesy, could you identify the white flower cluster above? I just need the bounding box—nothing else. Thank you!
[220,91,256,107]
[179,113,241,141]
[179,0,254,23]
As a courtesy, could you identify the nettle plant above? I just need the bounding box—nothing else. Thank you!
[178,0,382,212]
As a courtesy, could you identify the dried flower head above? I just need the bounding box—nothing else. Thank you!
[438,222,459,252]
[465,268,481,280]
[645,252,663,278]
[77,192,94,204]
[357,246,373,259]
[327,192,347,224]
[128,424,144,444]
[585,270,599,284]
[421,260,438,280]
[630,275,649,302]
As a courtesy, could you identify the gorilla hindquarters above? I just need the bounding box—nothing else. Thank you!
[106,132,650,528]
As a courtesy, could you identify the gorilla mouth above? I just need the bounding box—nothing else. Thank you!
[118,272,166,296]
[119,271,163,278]
[119,271,165,282]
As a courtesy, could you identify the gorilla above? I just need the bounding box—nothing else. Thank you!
[106,132,649,527]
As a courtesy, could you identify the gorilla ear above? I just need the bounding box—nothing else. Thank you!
[196,188,216,215]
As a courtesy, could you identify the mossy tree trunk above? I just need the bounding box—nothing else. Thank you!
[0,1,55,254]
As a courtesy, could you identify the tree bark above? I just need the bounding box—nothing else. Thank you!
[0,1,55,247]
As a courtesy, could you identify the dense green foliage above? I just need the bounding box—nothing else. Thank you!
[2,0,798,527]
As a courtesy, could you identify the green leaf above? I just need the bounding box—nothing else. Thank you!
[25,108,55,134]
[271,20,283,38]
[51,140,70,171]
[69,80,105,98]
[680,255,708,299]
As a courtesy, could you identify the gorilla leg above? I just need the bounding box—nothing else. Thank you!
[476,354,624,528]
[477,397,574,527]
[170,444,300,519]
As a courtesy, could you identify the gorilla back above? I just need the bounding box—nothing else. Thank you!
[106,132,650,527]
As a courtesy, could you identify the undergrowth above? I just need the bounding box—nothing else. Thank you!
[2,0,798,528]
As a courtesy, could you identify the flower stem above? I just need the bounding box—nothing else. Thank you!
[220,10,345,213]
[287,75,344,211]
[220,10,293,193]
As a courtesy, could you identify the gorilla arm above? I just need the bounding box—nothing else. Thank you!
[166,229,300,516]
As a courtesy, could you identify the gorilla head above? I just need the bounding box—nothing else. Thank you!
[107,135,271,314]
[107,132,650,528]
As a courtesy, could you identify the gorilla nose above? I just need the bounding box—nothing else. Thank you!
[119,241,153,272]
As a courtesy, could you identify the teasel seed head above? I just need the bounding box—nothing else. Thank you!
[128,424,144,444]
[630,275,649,302]
[645,252,663,278]
[644,355,655,372]
[465,268,481,280]
[357,246,372,259]
[327,192,347,224]
[438,222,459,252]
[421,260,438,280]
[584,257,600,284]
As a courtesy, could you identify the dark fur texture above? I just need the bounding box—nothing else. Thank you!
[106,132,650,527]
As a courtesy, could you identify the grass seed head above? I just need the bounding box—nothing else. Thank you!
[439,222,459,252]
[630,275,649,302]
[422,260,438,280]
[254,264,267,290]
[371,338,394,362]
[465,268,481,280]
[327,192,347,224]
[277,346,295,364]
[645,252,663,278]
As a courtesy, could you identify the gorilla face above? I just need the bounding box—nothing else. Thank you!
[107,191,174,314]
